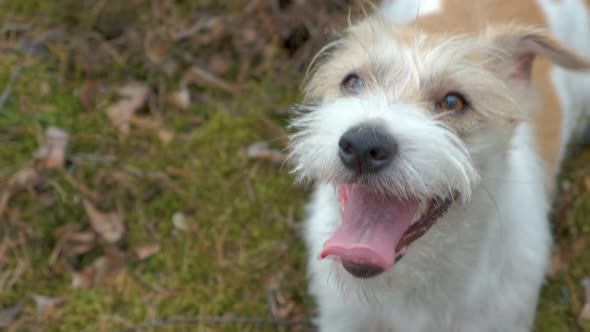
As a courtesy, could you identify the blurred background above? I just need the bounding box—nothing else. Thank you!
[0,1,589,331]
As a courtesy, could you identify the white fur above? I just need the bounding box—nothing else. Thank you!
[292,1,590,331]
[538,0,590,161]
[379,0,441,24]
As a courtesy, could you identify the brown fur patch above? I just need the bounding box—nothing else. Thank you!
[409,0,575,178]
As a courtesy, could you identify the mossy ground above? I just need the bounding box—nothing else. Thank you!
[0,1,589,331]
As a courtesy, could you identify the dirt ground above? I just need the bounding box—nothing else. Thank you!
[0,1,589,331]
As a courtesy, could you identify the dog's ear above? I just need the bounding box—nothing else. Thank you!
[484,24,590,81]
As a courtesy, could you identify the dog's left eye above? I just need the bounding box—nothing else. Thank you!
[341,73,365,95]
[437,93,468,113]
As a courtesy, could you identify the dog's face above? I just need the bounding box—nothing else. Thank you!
[288,18,589,280]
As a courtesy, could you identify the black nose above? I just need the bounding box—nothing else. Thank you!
[338,125,397,174]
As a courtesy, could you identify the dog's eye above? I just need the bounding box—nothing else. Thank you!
[437,93,468,113]
[341,73,365,95]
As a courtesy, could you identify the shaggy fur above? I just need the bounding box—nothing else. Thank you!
[288,0,590,331]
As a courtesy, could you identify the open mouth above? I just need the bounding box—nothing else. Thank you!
[319,184,455,278]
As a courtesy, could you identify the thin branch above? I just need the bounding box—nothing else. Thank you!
[0,65,23,112]
[116,316,313,332]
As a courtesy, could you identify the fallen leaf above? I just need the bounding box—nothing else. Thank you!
[34,126,69,169]
[0,167,40,217]
[33,294,66,318]
[182,65,238,93]
[50,225,97,265]
[106,83,150,136]
[245,141,286,164]
[83,200,125,244]
[585,176,590,191]
[0,303,23,328]
[172,211,192,232]
[8,167,40,187]
[94,248,127,288]
[168,87,191,110]
[71,265,95,289]
[134,243,161,260]
[71,249,127,289]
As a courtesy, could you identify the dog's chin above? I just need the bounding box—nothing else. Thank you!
[320,183,457,279]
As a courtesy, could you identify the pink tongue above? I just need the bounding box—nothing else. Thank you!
[320,185,419,271]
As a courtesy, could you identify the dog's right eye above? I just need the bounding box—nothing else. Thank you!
[341,73,364,95]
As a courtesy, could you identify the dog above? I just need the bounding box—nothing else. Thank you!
[287,0,590,330]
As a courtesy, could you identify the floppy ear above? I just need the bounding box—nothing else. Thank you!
[485,24,590,81]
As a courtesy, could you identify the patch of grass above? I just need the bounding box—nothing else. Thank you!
[535,147,590,332]
[0,49,310,331]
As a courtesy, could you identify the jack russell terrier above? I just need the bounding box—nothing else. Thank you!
[287,0,590,330]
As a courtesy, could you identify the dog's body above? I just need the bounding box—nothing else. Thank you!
[289,0,590,331]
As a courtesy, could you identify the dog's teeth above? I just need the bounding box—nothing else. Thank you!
[411,202,426,224]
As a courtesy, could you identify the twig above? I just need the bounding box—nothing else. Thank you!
[182,65,239,93]
[116,316,312,332]
[0,65,23,112]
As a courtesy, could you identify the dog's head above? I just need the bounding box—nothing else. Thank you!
[288,17,590,280]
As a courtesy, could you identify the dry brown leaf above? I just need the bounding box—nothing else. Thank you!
[182,66,238,93]
[585,176,590,191]
[71,265,95,289]
[8,167,40,187]
[0,303,23,328]
[94,248,127,288]
[134,243,161,260]
[34,126,69,169]
[127,117,175,144]
[0,167,40,217]
[83,200,125,244]
[245,141,286,164]
[33,294,66,318]
[168,87,191,110]
[106,83,150,136]
[50,226,97,266]
[71,249,127,289]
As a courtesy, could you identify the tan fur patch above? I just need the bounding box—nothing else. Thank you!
[409,0,571,177]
